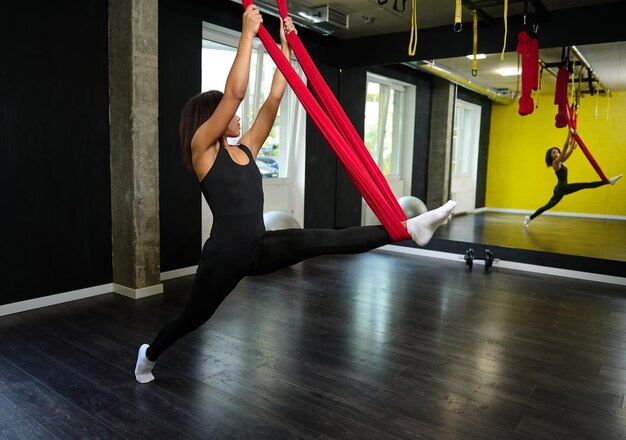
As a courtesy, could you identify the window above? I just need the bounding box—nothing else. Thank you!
[451,100,480,178]
[364,73,407,176]
[361,72,415,226]
[201,23,305,180]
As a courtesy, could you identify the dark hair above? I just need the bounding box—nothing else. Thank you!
[545,147,560,167]
[179,90,224,170]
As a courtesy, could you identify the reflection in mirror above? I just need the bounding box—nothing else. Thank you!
[420,42,626,262]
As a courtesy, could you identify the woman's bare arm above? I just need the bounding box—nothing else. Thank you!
[240,17,295,158]
[190,5,262,178]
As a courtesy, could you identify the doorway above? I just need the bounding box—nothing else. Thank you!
[450,99,481,213]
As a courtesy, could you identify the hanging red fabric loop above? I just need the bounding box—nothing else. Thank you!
[565,104,609,183]
[516,30,538,116]
[552,65,608,182]
[241,0,410,241]
[554,66,569,128]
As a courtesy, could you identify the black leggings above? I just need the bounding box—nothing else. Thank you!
[146,225,391,360]
[530,181,607,220]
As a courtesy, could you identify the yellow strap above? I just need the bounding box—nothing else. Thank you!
[454,0,462,32]
[578,65,583,93]
[408,0,417,56]
[535,64,542,108]
[570,60,576,102]
[471,9,478,76]
[500,0,508,60]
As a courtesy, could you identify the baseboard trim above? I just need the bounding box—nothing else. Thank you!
[380,244,626,286]
[160,266,197,281]
[1,268,195,317]
[472,207,626,221]
[112,283,164,299]
[0,283,114,317]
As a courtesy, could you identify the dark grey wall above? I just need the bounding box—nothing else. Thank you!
[0,0,111,306]
[159,0,205,272]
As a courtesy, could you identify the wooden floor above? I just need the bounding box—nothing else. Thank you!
[1,250,626,439]
[434,211,626,262]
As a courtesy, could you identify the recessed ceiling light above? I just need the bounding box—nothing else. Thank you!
[466,54,487,60]
[497,67,521,76]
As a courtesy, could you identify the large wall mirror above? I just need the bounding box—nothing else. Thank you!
[419,41,625,265]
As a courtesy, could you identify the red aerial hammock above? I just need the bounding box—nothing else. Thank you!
[516,29,539,116]
[554,65,609,183]
[241,0,411,241]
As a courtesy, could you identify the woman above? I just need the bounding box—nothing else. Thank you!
[135,5,457,383]
[523,130,622,228]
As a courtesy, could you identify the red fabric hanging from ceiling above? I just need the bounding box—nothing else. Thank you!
[241,0,410,241]
[517,30,539,116]
[554,66,608,182]
[565,105,609,183]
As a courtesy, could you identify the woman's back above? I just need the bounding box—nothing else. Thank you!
[201,144,265,253]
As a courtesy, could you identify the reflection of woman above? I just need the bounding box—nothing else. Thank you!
[134,6,457,383]
[524,130,622,228]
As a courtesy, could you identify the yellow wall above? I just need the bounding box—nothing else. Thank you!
[486,91,626,216]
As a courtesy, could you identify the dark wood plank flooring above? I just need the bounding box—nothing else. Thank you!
[434,211,626,262]
[1,250,626,439]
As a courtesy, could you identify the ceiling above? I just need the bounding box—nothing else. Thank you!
[290,0,619,39]
[431,42,626,96]
[235,0,626,93]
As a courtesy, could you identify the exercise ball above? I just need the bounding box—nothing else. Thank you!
[263,211,302,230]
[398,196,428,218]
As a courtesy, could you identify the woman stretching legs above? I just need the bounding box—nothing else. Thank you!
[135,7,456,383]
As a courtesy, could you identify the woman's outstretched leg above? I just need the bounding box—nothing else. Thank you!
[251,225,391,275]
[559,180,606,196]
[525,193,562,227]
[135,250,244,383]
[251,200,457,275]
[524,179,611,227]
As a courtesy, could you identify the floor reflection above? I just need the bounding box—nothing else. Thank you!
[434,211,626,261]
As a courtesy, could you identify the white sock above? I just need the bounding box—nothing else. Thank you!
[134,344,156,383]
[609,173,623,185]
[523,216,531,228]
[406,200,457,246]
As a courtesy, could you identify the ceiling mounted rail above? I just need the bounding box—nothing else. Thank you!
[540,46,610,96]
[461,0,549,27]
[570,45,610,96]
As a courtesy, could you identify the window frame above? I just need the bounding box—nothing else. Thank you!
[364,72,410,178]
[201,22,304,185]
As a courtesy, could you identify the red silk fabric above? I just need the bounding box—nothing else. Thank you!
[554,66,608,182]
[565,105,609,183]
[241,0,410,241]
[554,66,569,128]
[516,31,538,116]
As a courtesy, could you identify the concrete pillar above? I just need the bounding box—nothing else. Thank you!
[427,77,454,210]
[109,0,162,299]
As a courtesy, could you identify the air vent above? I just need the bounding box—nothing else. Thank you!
[311,5,349,30]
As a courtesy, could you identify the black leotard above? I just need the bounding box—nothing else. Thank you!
[200,144,265,272]
[147,145,392,360]
[555,164,568,185]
